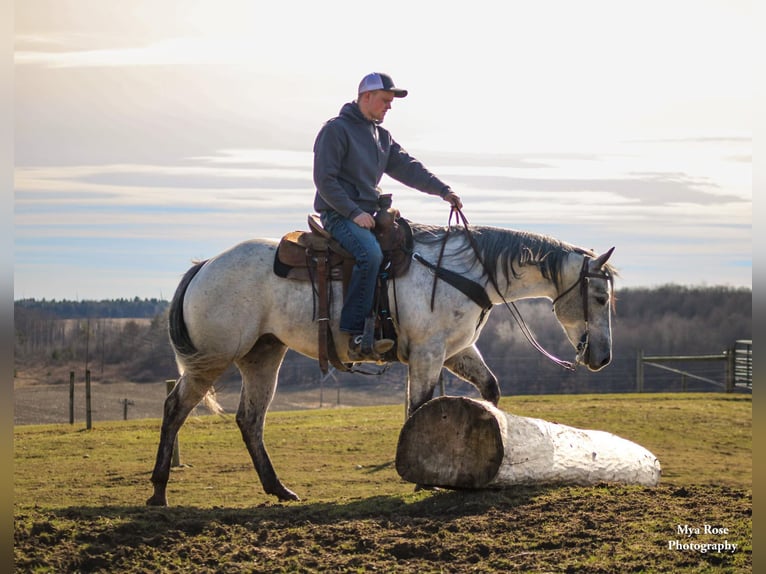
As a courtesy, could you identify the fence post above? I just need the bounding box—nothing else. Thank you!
[69,371,75,425]
[636,350,644,393]
[165,380,181,467]
[725,346,735,393]
[85,369,92,430]
[121,398,134,421]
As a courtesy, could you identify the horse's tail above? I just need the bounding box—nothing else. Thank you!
[167,260,225,415]
[168,260,206,358]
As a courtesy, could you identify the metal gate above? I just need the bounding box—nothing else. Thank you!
[636,339,752,393]
[733,339,752,389]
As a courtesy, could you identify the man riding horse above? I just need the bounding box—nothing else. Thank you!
[313,72,462,360]
[146,74,617,507]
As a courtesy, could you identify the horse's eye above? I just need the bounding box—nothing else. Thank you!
[595,296,608,306]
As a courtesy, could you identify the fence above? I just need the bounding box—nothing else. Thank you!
[636,339,752,393]
[733,339,752,389]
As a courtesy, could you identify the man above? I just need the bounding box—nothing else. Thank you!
[313,72,462,359]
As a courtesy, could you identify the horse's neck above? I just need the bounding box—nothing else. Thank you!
[492,262,558,303]
[493,250,582,304]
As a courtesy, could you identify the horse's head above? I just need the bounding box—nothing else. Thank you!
[552,247,616,372]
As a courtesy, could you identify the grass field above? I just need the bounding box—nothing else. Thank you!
[14,393,751,572]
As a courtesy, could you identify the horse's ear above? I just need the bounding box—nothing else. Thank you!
[592,246,615,268]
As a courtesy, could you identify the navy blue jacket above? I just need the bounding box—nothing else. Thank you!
[313,102,452,219]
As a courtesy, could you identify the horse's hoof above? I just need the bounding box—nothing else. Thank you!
[274,487,301,502]
[414,484,441,492]
[146,495,168,507]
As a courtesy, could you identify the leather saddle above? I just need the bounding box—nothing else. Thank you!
[273,209,413,284]
[272,203,413,374]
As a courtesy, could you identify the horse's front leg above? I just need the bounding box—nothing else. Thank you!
[444,344,500,406]
[406,341,447,416]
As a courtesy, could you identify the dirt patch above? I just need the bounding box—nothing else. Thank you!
[14,485,751,572]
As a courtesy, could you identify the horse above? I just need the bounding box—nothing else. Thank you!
[147,221,616,505]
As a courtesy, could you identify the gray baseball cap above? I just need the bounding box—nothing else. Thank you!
[357,73,408,98]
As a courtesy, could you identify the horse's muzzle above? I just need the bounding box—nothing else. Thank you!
[576,333,611,371]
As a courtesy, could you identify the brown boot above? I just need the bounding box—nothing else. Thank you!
[348,334,394,360]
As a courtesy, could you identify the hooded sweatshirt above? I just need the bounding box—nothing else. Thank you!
[313,101,452,220]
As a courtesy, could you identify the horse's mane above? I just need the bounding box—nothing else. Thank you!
[410,222,603,291]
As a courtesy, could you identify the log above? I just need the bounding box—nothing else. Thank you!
[395,396,661,488]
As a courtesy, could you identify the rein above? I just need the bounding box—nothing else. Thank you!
[417,208,586,371]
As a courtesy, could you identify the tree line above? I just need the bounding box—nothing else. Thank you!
[14,285,751,395]
[15,297,168,319]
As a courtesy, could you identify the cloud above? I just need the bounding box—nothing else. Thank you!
[15,36,258,68]
[444,172,740,207]
[411,151,602,170]
[14,162,732,234]
[627,136,751,145]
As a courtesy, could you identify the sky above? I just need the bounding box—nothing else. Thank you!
[13,0,752,301]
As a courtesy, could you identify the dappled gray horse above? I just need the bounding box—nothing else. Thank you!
[147,223,616,505]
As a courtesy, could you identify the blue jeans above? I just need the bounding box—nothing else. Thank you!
[320,210,383,334]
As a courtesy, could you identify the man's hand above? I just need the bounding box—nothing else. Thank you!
[353,212,376,229]
[443,191,463,210]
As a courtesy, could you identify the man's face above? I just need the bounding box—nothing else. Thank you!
[363,90,395,122]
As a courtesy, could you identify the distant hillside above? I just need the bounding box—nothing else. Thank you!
[14,297,169,319]
[13,285,752,395]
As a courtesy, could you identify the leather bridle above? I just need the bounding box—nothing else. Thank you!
[551,255,614,364]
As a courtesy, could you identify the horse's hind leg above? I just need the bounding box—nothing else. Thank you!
[146,371,218,506]
[234,334,298,502]
[444,345,501,406]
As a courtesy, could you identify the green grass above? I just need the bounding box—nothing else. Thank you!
[500,393,751,487]
[14,393,751,509]
[14,393,752,573]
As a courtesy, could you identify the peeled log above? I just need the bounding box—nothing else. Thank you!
[395,397,661,488]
